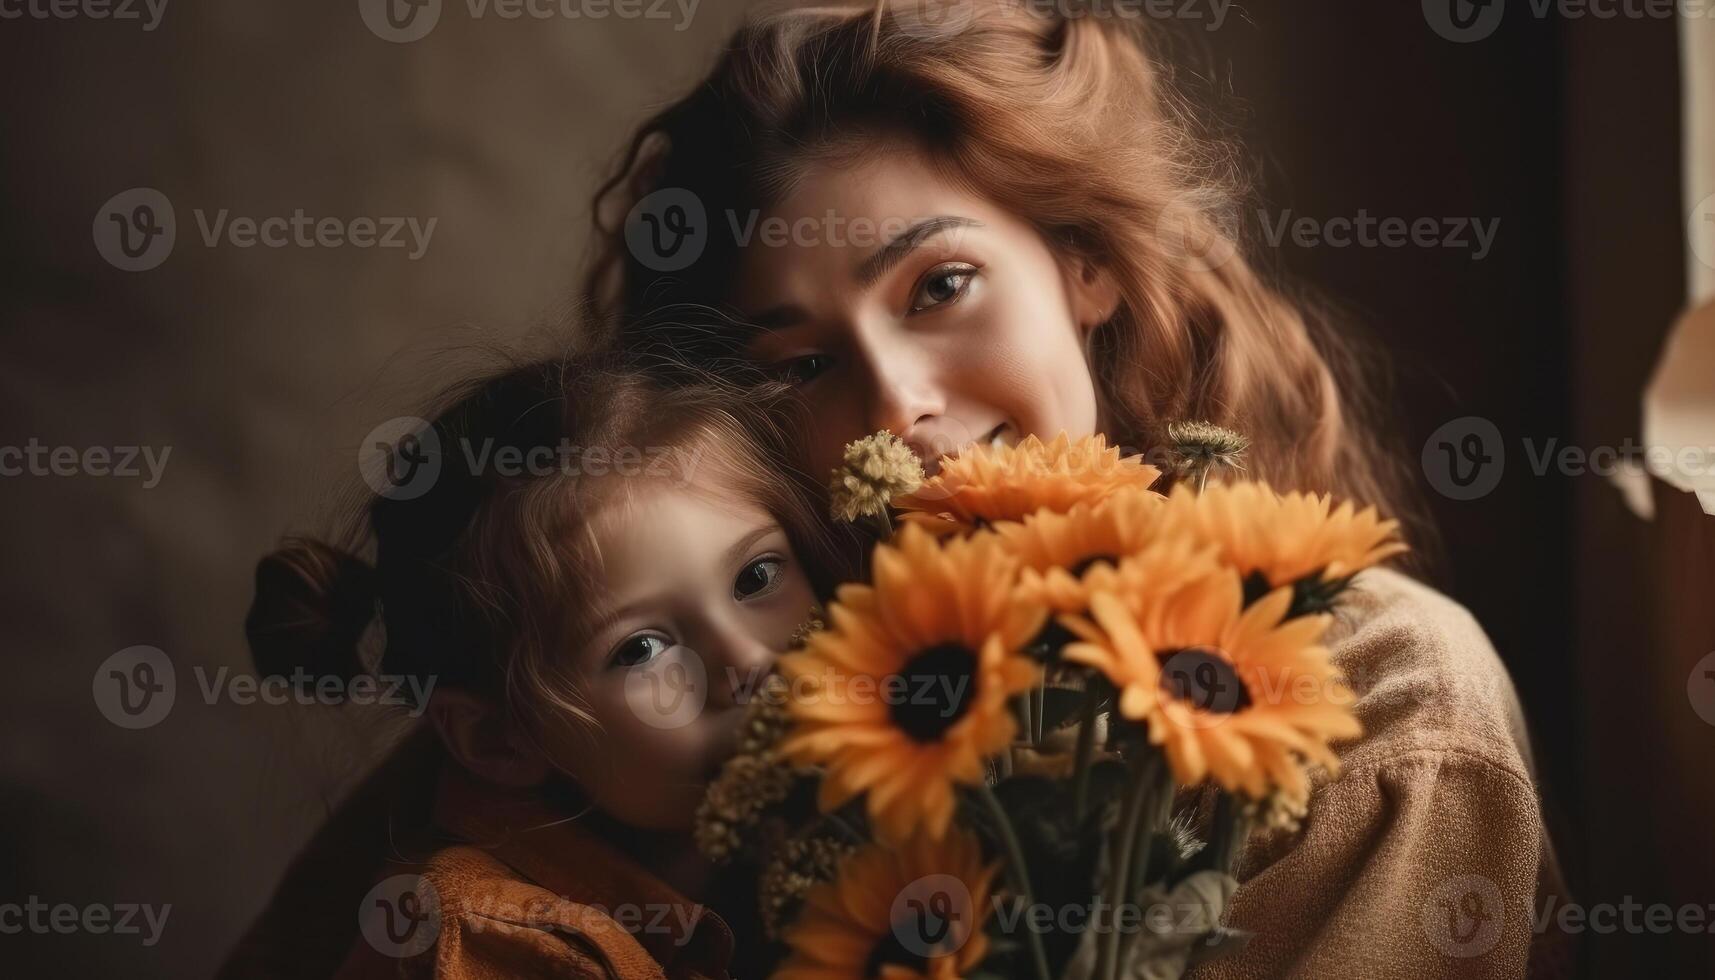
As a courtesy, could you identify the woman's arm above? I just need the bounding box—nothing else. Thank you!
[1190,568,1572,979]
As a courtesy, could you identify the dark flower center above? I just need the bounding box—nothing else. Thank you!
[1156,646,1251,714]
[1243,567,1351,619]
[887,643,978,743]
[1027,619,1078,663]
[1240,570,1275,608]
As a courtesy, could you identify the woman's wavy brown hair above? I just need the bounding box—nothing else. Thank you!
[585,0,1420,539]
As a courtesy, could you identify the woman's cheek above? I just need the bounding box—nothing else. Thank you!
[981,283,1100,440]
[801,407,866,489]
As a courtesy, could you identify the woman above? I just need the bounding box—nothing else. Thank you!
[585,2,1573,976]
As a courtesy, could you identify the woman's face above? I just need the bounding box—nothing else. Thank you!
[549,474,815,832]
[730,141,1116,477]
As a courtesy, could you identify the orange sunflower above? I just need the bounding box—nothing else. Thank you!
[1160,482,1407,596]
[995,487,1183,616]
[775,828,999,980]
[1060,569,1361,804]
[894,433,1162,534]
[779,525,1044,842]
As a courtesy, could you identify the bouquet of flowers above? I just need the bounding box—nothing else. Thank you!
[696,427,1406,979]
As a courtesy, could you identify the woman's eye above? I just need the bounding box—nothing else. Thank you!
[610,633,671,668]
[770,353,832,386]
[908,264,977,313]
[734,555,787,601]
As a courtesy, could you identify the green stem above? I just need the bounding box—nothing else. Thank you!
[1127,778,1172,897]
[1071,692,1099,823]
[1032,685,1046,746]
[978,785,1052,980]
[1098,753,1162,980]
[822,811,867,847]
[1206,792,1253,876]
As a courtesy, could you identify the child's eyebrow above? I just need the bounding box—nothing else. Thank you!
[585,597,654,645]
[585,524,782,643]
[723,523,782,570]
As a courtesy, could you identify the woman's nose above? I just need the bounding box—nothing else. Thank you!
[855,326,948,451]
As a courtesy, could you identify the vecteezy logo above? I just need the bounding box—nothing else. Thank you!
[888,0,977,40]
[1423,0,1504,43]
[358,417,442,501]
[623,188,707,273]
[1422,416,1505,500]
[1687,651,1715,726]
[93,188,176,272]
[623,645,708,729]
[358,0,442,43]
[359,874,442,958]
[1157,646,1246,728]
[891,874,976,960]
[1422,874,1504,958]
[1153,187,1241,273]
[93,645,177,729]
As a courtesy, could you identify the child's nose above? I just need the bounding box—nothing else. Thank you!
[697,616,778,711]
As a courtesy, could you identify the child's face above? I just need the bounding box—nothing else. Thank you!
[731,140,1113,477]
[549,477,814,832]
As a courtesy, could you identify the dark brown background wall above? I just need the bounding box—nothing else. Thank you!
[1199,6,1712,974]
[1,1,1708,976]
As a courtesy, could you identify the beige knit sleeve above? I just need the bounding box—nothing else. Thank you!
[1193,750,1545,980]
[1187,568,1556,980]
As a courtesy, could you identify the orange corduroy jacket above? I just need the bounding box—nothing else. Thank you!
[328,769,735,980]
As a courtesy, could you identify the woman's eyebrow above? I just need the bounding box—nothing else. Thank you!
[746,304,809,333]
[742,216,983,332]
[855,215,982,288]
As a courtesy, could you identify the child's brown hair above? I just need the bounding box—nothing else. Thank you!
[244,350,850,755]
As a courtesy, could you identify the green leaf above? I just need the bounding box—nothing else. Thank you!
[1113,871,1241,980]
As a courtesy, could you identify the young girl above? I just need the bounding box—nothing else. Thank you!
[234,353,848,979]
[586,3,1571,977]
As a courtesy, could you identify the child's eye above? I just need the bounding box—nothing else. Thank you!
[908,263,977,313]
[609,632,671,669]
[770,353,832,386]
[734,555,787,601]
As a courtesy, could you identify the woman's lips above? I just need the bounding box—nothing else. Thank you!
[985,422,1019,451]
[918,422,1015,477]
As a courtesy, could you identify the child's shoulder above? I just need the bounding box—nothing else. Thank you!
[1323,566,1537,784]
[415,843,560,927]
[333,844,672,979]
